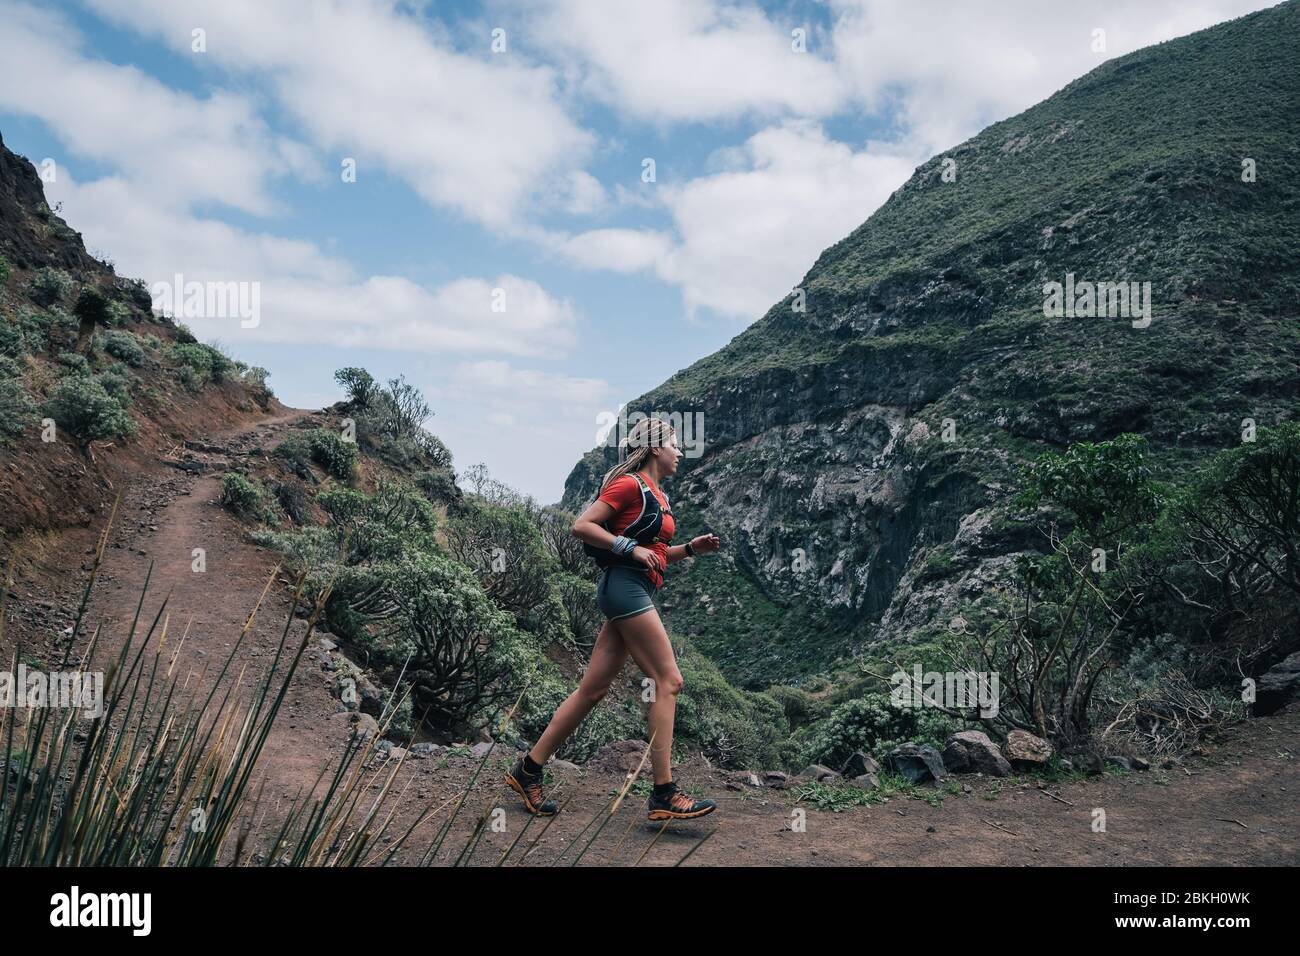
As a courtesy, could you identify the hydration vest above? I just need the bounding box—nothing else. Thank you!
[584,472,671,570]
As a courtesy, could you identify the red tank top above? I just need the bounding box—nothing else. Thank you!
[596,472,675,589]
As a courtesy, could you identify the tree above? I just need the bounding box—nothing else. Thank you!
[73,287,111,353]
[1181,422,1300,601]
[963,434,1166,746]
[382,553,532,731]
[334,366,378,408]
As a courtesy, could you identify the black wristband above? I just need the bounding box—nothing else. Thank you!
[685,541,696,557]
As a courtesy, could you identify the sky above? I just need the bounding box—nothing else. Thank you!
[0,0,1278,503]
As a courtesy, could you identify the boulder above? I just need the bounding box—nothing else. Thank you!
[1003,730,1054,769]
[728,771,763,789]
[1064,749,1104,776]
[330,711,378,741]
[548,759,581,772]
[848,773,880,792]
[794,764,841,784]
[883,743,947,783]
[942,730,1011,776]
[841,751,881,778]
[1255,651,1300,715]
[762,771,789,789]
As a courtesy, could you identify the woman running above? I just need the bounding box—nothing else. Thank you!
[506,416,723,821]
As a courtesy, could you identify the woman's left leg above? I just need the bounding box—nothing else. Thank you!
[528,620,628,764]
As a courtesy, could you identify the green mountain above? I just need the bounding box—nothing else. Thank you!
[562,1,1300,688]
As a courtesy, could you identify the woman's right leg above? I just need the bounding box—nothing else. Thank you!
[528,620,628,764]
[610,608,683,785]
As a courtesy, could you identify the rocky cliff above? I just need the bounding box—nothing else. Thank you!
[562,2,1300,688]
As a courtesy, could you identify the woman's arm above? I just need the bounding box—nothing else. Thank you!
[572,501,664,573]
[666,534,723,564]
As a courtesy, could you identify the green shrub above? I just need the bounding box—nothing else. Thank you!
[377,552,534,730]
[334,367,378,408]
[442,499,555,613]
[44,375,136,446]
[205,343,236,383]
[241,365,273,406]
[766,685,819,728]
[169,342,232,386]
[673,651,791,770]
[342,369,450,469]
[104,300,131,327]
[274,433,312,472]
[0,321,28,358]
[271,479,311,524]
[95,367,132,406]
[415,468,460,504]
[0,254,9,284]
[56,351,90,375]
[175,323,198,344]
[305,428,357,479]
[219,473,272,522]
[0,377,36,440]
[4,310,60,355]
[28,267,72,307]
[800,693,957,770]
[170,342,213,377]
[117,276,154,312]
[102,330,146,367]
[177,365,202,392]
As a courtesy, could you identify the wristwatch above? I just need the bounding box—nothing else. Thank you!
[684,540,696,557]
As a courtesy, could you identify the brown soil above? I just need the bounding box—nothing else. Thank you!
[3,410,1297,866]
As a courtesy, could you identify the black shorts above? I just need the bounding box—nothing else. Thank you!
[596,565,659,621]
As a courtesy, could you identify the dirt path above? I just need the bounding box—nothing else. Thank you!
[6,410,1298,865]
[70,409,360,817]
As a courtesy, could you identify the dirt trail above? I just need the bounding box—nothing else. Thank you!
[71,409,356,815]
[7,410,1298,866]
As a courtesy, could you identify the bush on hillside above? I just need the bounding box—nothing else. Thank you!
[379,552,535,731]
[219,473,272,522]
[442,498,555,614]
[44,375,136,446]
[306,428,357,479]
[102,330,146,367]
[0,376,36,440]
[800,693,956,770]
[95,367,132,406]
[28,267,72,307]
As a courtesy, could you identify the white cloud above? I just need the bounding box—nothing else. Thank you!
[450,360,612,409]
[522,0,845,123]
[81,0,595,229]
[48,171,579,357]
[556,122,920,318]
[0,1,319,216]
[555,228,675,274]
[828,0,1279,154]
[432,360,617,498]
